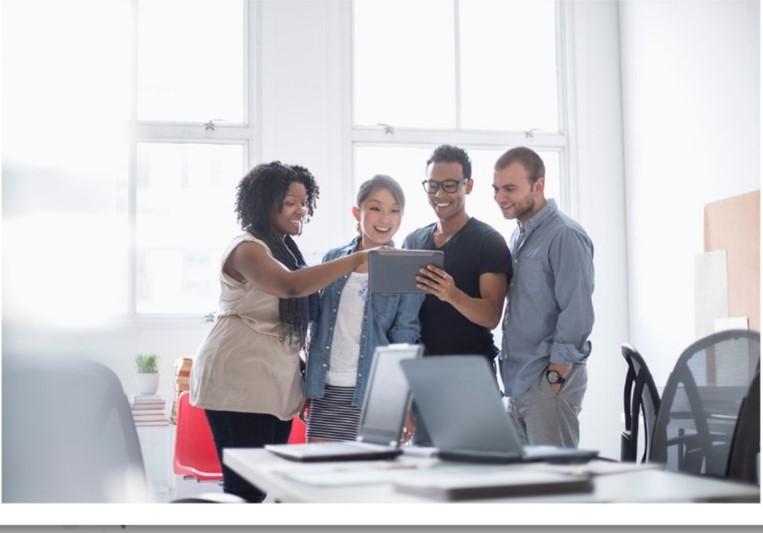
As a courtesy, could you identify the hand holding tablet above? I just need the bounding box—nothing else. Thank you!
[368,249,444,294]
[415,263,458,303]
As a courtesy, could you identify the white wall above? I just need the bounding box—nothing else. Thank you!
[567,0,629,459]
[620,0,760,385]
[257,0,355,264]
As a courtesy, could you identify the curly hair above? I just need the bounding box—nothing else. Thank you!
[233,161,320,349]
[235,161,320,235]
[426,144,472,181]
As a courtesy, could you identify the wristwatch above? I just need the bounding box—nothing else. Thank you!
[545,369,566,386]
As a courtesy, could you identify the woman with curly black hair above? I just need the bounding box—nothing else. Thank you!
[190,161,371,502]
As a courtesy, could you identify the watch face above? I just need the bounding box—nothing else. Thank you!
[546,370,562,384]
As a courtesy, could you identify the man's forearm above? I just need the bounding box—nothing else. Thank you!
[449,290,502,329]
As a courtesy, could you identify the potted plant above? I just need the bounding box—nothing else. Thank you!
[135,353,160,395]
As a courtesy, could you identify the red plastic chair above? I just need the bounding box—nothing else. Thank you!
[173,391,306,482]
[288,414,306,444]
[173,391,223,481]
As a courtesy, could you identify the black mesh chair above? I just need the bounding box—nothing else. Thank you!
[725,369,760,484]
[620,343,661,463]
[651,329,760,478]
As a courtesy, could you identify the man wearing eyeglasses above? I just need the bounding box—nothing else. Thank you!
[403,144,512,445]
[493,146,594,448]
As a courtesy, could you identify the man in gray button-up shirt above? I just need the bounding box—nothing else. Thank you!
[492,147,594,448]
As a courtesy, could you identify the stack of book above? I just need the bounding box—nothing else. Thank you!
[131,394,169,427]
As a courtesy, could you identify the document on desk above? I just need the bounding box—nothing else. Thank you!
[536,461,663,476]
[274,460,438,487]
[393,469,593,500]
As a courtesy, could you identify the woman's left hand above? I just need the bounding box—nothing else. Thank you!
[298,399,310,423]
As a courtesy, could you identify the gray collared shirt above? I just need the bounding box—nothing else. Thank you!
[500,199,595,399]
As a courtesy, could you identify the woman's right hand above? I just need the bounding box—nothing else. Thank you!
[357,245,390,265]
[299,399,310,423]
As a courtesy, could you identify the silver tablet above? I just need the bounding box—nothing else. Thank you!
[368,249,444,294]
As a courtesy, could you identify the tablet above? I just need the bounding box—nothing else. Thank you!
[368,249,444,294]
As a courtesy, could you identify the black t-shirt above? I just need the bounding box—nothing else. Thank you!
[402,217,512,360]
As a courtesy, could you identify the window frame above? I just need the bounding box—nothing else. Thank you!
[127,0,259,319]
[346,0,576,217]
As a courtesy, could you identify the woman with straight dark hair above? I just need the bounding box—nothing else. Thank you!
[303,175,423,442]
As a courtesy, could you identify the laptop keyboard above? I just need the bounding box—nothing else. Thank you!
[300,441,385,454]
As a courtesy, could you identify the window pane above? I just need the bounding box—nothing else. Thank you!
[354,145,559,243]
[136,143,244,313]
[459,0,559,131]
[137,0,245,122]
[353,0,456,128]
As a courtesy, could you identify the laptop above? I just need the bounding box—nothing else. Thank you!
[265,343,423,462]
[401,356,599,464]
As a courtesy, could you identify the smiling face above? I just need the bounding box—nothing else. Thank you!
[425,161,472,223]
[492,161,545,223]
[270,181,308,236]
[352,186,403,248]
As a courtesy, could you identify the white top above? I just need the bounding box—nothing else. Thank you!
[325,272,368,387]
[190,233,303,420]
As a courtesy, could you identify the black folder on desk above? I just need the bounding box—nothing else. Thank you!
[401,357,599,464]
[394,469,593,500]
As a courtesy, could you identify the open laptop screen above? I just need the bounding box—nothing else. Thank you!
[357,344,423,445]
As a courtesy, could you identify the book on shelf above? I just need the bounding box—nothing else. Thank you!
[132,393,162,400]
[135,420,170,427]
[132,403,165,409]
[132,394,164,403]
[132,413,168,421]
[131,396,166,408]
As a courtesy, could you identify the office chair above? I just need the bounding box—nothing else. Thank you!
[725,368,760,484]
[3,355,148,502]
[620,343,661,463]
[289,415,307,444]
[650,329,760,478]
[173,391,223,482]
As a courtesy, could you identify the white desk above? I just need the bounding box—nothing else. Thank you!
[224,448,760,503]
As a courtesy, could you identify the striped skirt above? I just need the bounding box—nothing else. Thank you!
[306,384,362,441]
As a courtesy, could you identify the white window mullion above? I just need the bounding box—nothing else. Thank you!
[136,123,251,140]
[128,141,138,316]
[341,0,354,208]
[246,0,259,168]
[453,0,462,130]
[557,0,577,216]
[128,0,139,315]
[351,127,567,148]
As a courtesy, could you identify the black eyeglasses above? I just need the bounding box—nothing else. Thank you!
[421,178,468,194]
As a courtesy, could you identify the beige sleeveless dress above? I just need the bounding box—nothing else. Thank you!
[190,233,303,420]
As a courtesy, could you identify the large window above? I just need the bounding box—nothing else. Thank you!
[132,0,251,316]
[351,0,567,239]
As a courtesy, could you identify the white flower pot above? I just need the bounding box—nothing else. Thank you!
[136,372,159,395]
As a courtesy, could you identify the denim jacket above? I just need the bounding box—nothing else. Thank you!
[304,236,424,406]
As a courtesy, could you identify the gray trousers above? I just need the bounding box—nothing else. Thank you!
[506,364,587,448]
